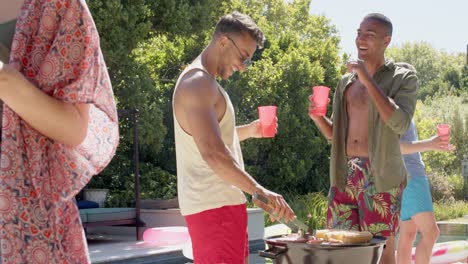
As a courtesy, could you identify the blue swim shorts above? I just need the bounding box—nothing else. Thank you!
[400,176,434,221]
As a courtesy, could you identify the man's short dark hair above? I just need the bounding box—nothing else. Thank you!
[214,11,265,48]
[364,13,393,36]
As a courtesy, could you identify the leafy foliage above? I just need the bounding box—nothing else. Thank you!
[222,1,342,194]
[293,192,328,230]
[414,96,468,175]
[428,171,455,202]
[86,0,467,210]
[87,0,344,204]
[263,192,328,229]
[433,200,468,221]
[386,42,467,100]
[448,174,466,201]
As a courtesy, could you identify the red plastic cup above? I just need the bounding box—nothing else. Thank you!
[310,86,330,116]
[258,106,277,138]
[437,124,450,140]
[310,104,328,116]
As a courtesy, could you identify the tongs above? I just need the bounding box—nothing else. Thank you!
[253,192,310,236]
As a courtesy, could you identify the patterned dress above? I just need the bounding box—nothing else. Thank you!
[0,0,119,263]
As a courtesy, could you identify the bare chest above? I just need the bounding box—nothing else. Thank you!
[344,81,369,156]
[345,81,369,113]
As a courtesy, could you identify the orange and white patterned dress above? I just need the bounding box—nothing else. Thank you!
[0,0,119,263]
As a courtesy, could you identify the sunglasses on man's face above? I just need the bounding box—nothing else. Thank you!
[226,35,252,67]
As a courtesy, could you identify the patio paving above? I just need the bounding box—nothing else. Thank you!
[87,220,467,263]
[87,234,267,264]
[87,234,188,263]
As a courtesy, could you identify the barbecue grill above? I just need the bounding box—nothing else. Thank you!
[259,235,387,264]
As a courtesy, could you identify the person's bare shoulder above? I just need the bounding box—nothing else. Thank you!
[174,69,218,108]
[173,69,221,136]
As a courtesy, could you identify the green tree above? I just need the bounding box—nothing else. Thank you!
[88,0,344,203]
[461,65,468,93]
[130,0,344,196]
[216,0,342,194]
[414,96,468,175]
[87,0,171,202]
[386,42,466,100]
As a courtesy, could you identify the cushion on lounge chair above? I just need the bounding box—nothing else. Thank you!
[79,210,88,223]
[77,200,99,209]
[79,208,136,223]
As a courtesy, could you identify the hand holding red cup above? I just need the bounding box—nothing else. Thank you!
[437,124,450,141]
[258,106,278,138]
[309,86,330,117]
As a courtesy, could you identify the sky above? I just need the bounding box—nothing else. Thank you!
[308,0,468,57]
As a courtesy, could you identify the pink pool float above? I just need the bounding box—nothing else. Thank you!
[143,226,190,246]
[411,240,468,264]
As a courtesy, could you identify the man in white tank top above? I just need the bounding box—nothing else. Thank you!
[172,12,295,263]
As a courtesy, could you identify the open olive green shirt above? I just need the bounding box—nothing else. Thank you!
[330,60,418,192]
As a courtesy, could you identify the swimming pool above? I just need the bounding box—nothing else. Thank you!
[406,222,468,245]
[436,222,468,242]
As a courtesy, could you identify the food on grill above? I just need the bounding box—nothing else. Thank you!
[306,236,322,245]
[272,229,373,246]
[314,229,373,244]
[275,233,308,243]
[314,229,332,241]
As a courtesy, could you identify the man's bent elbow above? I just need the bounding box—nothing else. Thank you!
[386,109,413,134]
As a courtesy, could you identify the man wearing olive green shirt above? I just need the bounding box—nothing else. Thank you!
[309,13,418,264]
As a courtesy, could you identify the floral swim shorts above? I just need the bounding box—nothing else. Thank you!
[327,157,404,237]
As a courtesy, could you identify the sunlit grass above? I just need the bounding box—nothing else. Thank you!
[434,200,468,221]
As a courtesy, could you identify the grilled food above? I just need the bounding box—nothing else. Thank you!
[314,229,373,244]
[275,233,308,243]
[314,229,332,241]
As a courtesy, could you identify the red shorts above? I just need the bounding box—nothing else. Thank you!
[327,157,403,237]
[185,203,249,264]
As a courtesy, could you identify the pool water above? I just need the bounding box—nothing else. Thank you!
[436,223,468,242]
[397,222,468,246]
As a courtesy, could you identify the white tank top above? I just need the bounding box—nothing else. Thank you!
[173,57,246,216]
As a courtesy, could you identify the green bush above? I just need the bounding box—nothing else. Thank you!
[106,188,135,208]
[290,192,328,230]
[260,192,328,230]
[385,42,466,100]
[139,162,177,200]
[104,163,176,208]
[88,0,344,204]
[433,200,468,221]
[86,0,468,206]
[448,173,465,201]
[415,95,468,177]
[428,171,455,202]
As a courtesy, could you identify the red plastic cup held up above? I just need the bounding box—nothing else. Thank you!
[310,86,330,116]
[258,106,277,138]
[437,124,450,140]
